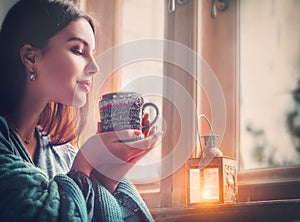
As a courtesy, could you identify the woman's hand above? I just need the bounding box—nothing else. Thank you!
[73,117,161,192]
[142,113,151,137]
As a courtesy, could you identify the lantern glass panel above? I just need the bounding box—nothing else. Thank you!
[189,168,201,203]
[202,168,219,201]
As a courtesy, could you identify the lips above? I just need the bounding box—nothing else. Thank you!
[77,79,91,93]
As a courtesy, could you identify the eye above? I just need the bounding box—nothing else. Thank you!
[71,46,83,56]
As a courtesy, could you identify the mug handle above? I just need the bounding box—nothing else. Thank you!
[141,102,159,132]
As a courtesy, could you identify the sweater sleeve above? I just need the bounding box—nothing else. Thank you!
[0,153,88,222]
[90,174,154,222]
[115,178,154,222]
[67,170,94,221]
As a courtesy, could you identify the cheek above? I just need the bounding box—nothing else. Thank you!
[42,55,79,84]
[38,54,83,103]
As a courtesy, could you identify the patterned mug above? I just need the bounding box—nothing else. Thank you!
[99,92,159,133]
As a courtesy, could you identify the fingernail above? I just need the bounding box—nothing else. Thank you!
[134,130,142,135]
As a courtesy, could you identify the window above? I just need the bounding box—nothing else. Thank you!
[119,0,165,185]
[240,0,300,170]
[238,0,300,202]
[82,0,300,209]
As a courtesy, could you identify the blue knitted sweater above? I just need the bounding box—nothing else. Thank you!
[0,116,154,222]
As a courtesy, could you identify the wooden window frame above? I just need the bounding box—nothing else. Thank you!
[85,0,122,94]
[148,0,300,208]
[156,0,239,208]
[82,0,300,209]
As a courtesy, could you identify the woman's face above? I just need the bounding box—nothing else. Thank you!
[35,18,99,107]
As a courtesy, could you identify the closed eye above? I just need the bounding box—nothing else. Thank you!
[71,46,83,56]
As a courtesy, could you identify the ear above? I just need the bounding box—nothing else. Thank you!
[20,44,41,70]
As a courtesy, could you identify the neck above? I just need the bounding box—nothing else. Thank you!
[6,112,39,139]
[6,79,50,160]
[8,120,35,144]
[5,114,38,154]
[8,85,48,137]
[5,97,46,159]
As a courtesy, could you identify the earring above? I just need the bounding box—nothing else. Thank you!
[29,70,37,81]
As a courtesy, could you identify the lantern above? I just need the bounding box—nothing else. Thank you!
[186,116,237,205]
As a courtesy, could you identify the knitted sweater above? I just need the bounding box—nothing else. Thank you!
[0,116,154,222]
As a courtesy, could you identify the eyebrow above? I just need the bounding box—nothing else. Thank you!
[67,37,95,52]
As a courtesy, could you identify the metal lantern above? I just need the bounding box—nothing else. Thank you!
[186,116,237,205]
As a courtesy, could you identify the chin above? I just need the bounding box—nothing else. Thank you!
[72,96,87,108]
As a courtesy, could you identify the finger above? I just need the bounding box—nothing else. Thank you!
[111,129,142,142]
[148,125,158,136]
[142,113,149,124]
[142,113,150,136]
[118,134,145,143]
[143,123,150,137]
[125,131,163,150]
[97,122,103,133]
[109,139,148,162]
[127,149,152,163]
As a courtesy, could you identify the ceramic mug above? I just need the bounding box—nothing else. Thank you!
[99,92,159,133]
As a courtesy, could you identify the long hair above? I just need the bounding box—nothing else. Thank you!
[0,0,95,145]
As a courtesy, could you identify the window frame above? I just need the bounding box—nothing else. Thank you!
[82,0,300,209]
[238,166,300,202]
[161,0,300,207]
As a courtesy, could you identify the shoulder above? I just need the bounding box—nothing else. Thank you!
[52,142,78,162]
[37,129,78,160]
[0,115,15,154]
[35,140,78,176]
[0,115,10,139]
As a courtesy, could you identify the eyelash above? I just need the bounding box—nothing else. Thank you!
[71,47,83,56]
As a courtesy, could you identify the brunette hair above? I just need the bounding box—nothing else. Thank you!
[0,0,95,145]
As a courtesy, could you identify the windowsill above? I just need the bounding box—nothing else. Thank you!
[148,166,300,221]
[238,166,300,202]
[151,199,300,222]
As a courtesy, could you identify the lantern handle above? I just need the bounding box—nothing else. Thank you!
[196,114,215,155]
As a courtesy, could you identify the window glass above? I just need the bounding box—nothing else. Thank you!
[240,0,300,169]
[120,0,165,184]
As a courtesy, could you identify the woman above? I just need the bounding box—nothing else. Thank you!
[0,0,160,221]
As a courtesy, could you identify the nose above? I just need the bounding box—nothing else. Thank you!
[86,57,100,76]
